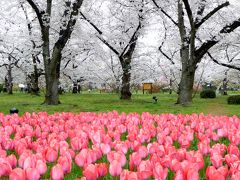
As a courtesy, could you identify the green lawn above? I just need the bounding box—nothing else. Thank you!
[0,91,239,116]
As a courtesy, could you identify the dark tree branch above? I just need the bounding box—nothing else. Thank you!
[80,12,103,35]
[195,1,229,29]
[62,72,73,82]
[158,20,175,64]
[195,17,240,62]
[195,39,218,62]
[80,12,119,56]
[182,0,194,27]
[207,52,240,71]
[120,21,141,58]
[25,0,44,29]
[220,18,240,33]
[151,0,178,26]
[0,63,8,67]
[55,0,83,50]
[97,36,120,56]
[63,60,71,69]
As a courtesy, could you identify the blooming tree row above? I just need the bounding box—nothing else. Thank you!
[0,0,240,104]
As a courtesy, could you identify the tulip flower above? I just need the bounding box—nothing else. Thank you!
[153,162,168,180]
[96,163,108,177]
[120,170,138,180]
[129,152,142,171]
[174,170,184,180]
[0,159,12,177]
[7,154,17,168]
[9,168,25,180]
[58,156,72,174]
[26,168,40,180]
[83,164,99,180]
[75,149,88,167]
[51,164,64,180]
[228,144,239,156]
[137,160,153,179]
[100,143,111,155]
[210,154,224,168]
[109,160,122,177]
[45,148,58,163]
[35,160,47,175]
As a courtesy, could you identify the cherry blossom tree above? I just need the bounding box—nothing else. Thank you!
[152,0,240,105]
[80,0,147,99]
[24,0,84,104]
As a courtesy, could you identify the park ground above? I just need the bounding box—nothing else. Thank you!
[0,91,239,116]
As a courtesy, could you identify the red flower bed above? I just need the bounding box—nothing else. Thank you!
[0,111,239,179]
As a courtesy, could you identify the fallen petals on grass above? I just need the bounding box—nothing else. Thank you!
[1,111,240,179]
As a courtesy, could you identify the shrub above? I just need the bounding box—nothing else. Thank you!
[227,95,240,104]
[200,89,216,98]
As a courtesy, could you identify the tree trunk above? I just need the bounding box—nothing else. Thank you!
[43,48,61,105]
[7,61,13,95]
[120,69,132,100]
[44,74,59,105]
[30,57,40,95]
[176,0,196,105]
[177,64,196,104]
[120,57,132,100]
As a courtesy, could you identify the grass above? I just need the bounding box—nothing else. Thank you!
[0,91,240,116]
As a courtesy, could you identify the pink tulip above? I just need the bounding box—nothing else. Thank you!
[58,156,72,174]
[114,143,128,154]
[228,144,239,156]
[0,149,7,158]
[217,166,228,178]
[171,159,183,172]
[109,160,122,177]
[187,168,199,180]
[36,160,47,175]
[206,166,216,179]
[225,154,239,166]
[120,170,139,180]
[96,163,108,177]
[107,151,126,167]
[9,168,25,180]
[198,141,210,155]
[86,150,97,165]
[51,164,64,180]
[210,154,224,168]
[137,146,148,159]
[217,128,227,137]
[100,143,111,155]
[137,160,152,179]
[25,167,40,180]
[160,155,172,168]
[70,137,81,151]
[232,171,240,180]
[45,148,58,162]
[83,164,99,180]
[23,156,35,170]
[174,170,184,180]
[75,149,88,167]
[0,159,12,177]
[153,162,168,180]
[7,154,17,168]
[129,152,142,171]
[210,144,226,156]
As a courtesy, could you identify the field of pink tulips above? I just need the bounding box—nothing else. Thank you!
[1,111,240,179]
